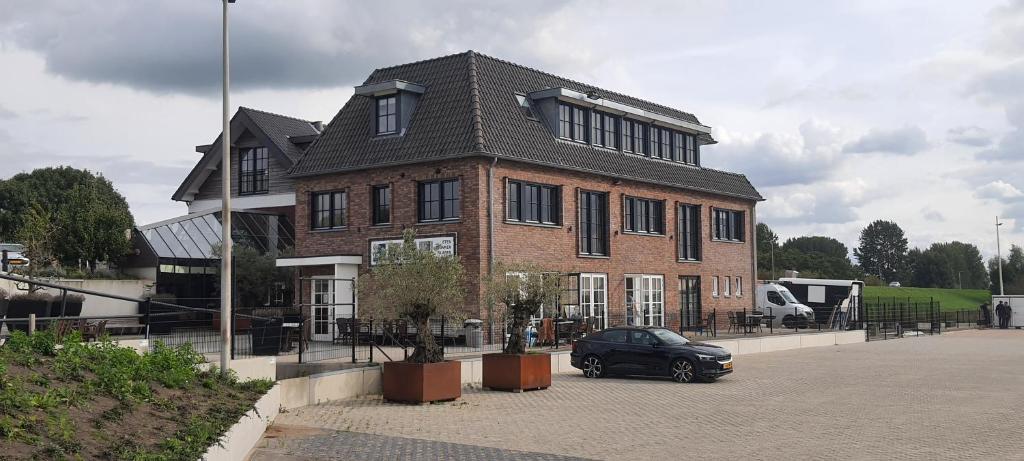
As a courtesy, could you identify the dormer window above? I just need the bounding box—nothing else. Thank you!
[239,147,268,195]
[558,102,588,143]
[591,111,618,149]
[376,96,397,135]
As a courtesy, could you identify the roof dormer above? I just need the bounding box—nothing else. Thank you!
[354,79,426,137]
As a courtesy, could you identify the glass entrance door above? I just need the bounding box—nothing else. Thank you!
[679,276,701,331]
[625,274,664,326]
[312,278,335,342]
[580,273,607,329]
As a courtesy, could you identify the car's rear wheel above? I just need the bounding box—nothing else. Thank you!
[671,359,695,383]
[582,355,604,378]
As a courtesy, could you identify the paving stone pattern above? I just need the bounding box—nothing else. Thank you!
[264,330,1024,460]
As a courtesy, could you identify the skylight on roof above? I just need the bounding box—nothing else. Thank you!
[515,94,538,120]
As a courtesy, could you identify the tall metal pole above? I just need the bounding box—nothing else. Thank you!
[220,0,233,374]
[996,216,1004,296]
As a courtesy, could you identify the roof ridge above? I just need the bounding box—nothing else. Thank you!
[364,51,473,85]
[466,51,486,152]
[470,52,700,123]
[239,106,317,125]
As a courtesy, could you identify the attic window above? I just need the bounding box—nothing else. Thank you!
[515,94,538,120]
[376,96,397,135]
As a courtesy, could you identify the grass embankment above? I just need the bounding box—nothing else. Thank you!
[862,286,991,311]
[0,331,273,460]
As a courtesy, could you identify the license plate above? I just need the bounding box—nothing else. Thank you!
[723,361,733,370]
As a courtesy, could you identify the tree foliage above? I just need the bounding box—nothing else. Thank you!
[854,220,908,282]
[358,230,466,363]
[989,244,1024,295]
[777,236,859,279]
[15,203,56,280]
[756,223,779,279]
[211,243,293,307]
[0,167,134,270]
[484,261,562,355]
[907,241,988,289]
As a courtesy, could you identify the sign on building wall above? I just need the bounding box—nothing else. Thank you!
[369,235,456,265]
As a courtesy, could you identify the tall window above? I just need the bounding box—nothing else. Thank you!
[713,208,745,242]
[659,128,671,159]
[418,179,460,222]
[686,134,698,165]
[558,103,588,143]
[311,191,347,230]
[372,185,391,225]
[723,276,731,297]
[376,96,397,135]
[735,276,743,297]
[578,191,608,256]
[649,127,662,158]
[625,274,664,327]
[239,147,269,195]
[680,276,701,330]
[507,180,560,225]
[623,196,664,235]
[672,132,685,162]
[622,121,633,152]
[712,276,719,297]
[677,204,701,261]
[580,273,608,329]
[591,111,618,149]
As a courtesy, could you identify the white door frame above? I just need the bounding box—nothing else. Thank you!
[625,274,665,327]
[580,273,608,329]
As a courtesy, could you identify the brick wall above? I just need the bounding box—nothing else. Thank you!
[292,157,757,331]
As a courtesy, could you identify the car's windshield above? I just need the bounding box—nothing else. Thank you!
[649,328,689,345]
[779,287,799,304]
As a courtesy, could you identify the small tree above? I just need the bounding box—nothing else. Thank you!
[485,262,562,355]
[358,230,466,363]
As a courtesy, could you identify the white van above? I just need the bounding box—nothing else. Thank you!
[756,283,816,329]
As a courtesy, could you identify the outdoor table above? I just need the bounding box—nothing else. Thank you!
[555,320,575,345]
[744,315,764,334]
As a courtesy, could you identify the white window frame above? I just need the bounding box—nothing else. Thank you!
[311,278,335,342]
[580,273,608,330]
[625,274,664,327]
[735,276,743,297]
[712,276,720,298]
[724,276,731,297]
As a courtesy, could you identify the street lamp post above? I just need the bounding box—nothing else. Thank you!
[996,216,1004,296]
[219,0,236,374]
[958,271,963,290]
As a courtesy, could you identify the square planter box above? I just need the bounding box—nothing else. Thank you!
[482,353,551,392]
[382,360,461,404]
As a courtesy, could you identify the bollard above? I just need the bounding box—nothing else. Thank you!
[28,313,36,335]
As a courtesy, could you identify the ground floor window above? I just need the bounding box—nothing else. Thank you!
[679,276,701,330]
[580,273,608,329]
[625,274,664,327]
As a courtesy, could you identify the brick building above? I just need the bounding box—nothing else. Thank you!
[276,51,763,336]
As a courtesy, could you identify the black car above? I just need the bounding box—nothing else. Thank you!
[570,327,733,383]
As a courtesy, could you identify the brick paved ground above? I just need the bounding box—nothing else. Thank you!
[260,330,1024,460]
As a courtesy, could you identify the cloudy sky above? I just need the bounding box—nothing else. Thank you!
[1,0,1022,260]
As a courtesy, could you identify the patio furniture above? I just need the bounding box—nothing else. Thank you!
[82,319,108,342]
[745,314,763,334]
[51,319,83,341]
[281,314,305,352]
[334,317,354,344]
[726,311,738,334]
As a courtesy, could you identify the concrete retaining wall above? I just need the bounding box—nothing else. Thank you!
[706,330,865,356]
[202,384,281,461]
[279,366,382,410]
[0,278,149,317]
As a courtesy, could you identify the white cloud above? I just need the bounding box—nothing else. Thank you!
[947,125,992,147]
[842,125,930,155]
[976,180,1024,200]
[707,119,845,188]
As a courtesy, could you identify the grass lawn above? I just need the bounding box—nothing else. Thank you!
[0,330,273,460]
[863,285,992,311]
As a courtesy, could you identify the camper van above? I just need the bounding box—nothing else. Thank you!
[777,277,864,329]
[756,283,816,328]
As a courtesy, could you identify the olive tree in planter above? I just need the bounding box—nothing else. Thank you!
[482,262,562,392]
[358,230,466,403]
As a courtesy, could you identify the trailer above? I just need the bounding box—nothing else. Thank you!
[991,295,1024,328]
[777,277,864,329]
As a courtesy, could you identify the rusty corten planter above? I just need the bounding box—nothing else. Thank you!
[482,352,551,392]
[382,360,461,404]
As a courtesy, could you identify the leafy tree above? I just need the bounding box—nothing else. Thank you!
[358,230,466,363]
[774,236,859,279]
[989,244,1024,294]
[756,223,779,279]
[15,203,57,287]
[0,167,134,270]
[484,262,562,355]
[854,220,908,282]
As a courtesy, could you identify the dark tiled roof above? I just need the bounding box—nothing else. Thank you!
[290,51,762,201]
[240,107,321,163]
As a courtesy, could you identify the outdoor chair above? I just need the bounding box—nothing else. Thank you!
[334,317,354,344]
[82,319,108,342]
[726,311,738,334]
